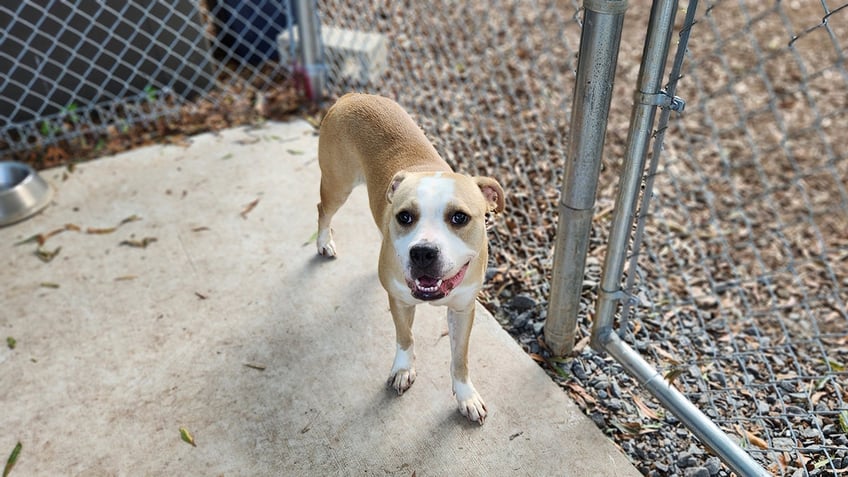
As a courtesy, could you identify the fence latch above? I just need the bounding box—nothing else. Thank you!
[636,89,686,112]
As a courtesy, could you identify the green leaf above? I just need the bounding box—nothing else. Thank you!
[6,337,16,350]
[3,441,21,477]
[664,367,687,385]
[34,246,61,263]
[839,409,848,434]
[823,358,845,372]
[179,427,196,447]
[304,230,319,246]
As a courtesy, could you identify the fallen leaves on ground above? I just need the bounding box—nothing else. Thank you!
[119,237,157,248]
[240,198,260,219]
[3,442,21,477]
[34,246,61,263]
[179,427,196,447]
[735,424,769,450]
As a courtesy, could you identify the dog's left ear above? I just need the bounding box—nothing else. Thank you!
[474,176,505,214]
[387,172,407,204]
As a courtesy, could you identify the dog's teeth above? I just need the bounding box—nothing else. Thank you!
[437,279,443,287]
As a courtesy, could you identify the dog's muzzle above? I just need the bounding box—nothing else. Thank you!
[407,244,468,301]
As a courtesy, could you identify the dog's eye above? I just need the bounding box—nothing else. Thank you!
[396,211,415,225]
[450,212,470,226]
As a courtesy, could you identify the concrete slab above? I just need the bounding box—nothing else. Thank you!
[0,120,639,476]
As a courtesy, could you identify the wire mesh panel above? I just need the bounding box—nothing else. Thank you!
[0,0,297,161]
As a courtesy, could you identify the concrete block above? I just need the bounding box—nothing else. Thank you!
[279,25,388,85]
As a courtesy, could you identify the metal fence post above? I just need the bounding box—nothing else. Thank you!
[589,0,769,474]
[294,0,326,102]
[544,0,628,356]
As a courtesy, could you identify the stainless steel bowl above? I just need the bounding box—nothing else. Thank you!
[0,161,53,227]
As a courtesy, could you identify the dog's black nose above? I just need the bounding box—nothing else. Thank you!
[410,244,439,269]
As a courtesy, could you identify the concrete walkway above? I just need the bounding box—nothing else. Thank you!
[0,120,639,476]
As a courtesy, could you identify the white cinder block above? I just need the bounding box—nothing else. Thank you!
[278,25,388,85]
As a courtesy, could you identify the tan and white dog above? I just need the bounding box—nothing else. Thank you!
[315,93,504,424]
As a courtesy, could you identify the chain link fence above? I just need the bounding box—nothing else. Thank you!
[2,0,846,475]
[0,0,298,162]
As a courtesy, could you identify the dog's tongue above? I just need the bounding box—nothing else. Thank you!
[413,264,469,299]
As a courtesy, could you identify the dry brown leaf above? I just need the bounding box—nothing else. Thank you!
[572,335,591,354]
[119,237,157,248]
[633,395,661,420]
[566,382,597,407]
[86,226,117,234]
[240,198,260,219]
[735,424,768,449]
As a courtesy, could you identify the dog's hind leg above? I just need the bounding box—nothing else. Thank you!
[316,177,353,257]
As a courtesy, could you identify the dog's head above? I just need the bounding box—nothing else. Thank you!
[386,171,504,302]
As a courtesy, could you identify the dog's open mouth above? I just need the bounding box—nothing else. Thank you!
[409,263,469,301]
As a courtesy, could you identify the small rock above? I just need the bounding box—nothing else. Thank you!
[590,412,606,428]
[678,452,697,468]
[683,467,709,477]
[705,456,721,475]
[508,294,536,312]
[512,311,530,329]
[571,361,588,381]
[606,398,622,411]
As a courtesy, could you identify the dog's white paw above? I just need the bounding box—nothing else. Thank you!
[388,367,417,395]
[316,229,337,257]
[454,380,487,425]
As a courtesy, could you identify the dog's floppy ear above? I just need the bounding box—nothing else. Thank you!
[387,172,407,204]
[475,176,505,214]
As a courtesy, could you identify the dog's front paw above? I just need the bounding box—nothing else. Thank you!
[387,368,416,395]
[454,380,487,425]
[316,229,337,257]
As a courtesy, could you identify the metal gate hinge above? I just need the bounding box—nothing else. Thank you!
[605,289,640,306]
[636,90,686,112]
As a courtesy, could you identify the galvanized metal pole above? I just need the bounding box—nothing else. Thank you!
[294,0,325,102]
[545,0,628,356]
[590,0,769,474]
[592,0,678,346]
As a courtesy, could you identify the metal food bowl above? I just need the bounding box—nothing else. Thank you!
[0,161,53,227]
